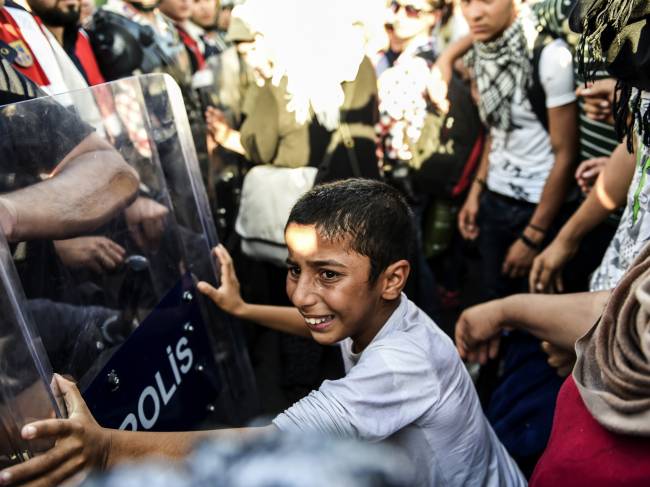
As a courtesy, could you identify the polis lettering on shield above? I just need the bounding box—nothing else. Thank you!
[119,332,194,431]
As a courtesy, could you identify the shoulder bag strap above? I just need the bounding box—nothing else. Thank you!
[319,78,362,178]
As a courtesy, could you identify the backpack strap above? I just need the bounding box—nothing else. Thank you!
[526,34,552,132]
[318,77,361,178]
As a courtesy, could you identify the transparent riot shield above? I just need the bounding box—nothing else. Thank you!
[1,74,258,434]
[0,230,63,468]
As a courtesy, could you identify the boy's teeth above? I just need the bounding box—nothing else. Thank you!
[306,317,330,325]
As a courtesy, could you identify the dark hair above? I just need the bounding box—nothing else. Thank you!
[286,179,416,283]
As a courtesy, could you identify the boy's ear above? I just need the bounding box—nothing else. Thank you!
[380,260,410,300]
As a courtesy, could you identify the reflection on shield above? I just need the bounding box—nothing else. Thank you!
[0,74,259,463]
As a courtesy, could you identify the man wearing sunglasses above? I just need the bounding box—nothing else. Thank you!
[391,0,430,18]
[376,0,442,77]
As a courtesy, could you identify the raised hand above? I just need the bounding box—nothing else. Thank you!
[197,244,246,317]
[575,79,616,123]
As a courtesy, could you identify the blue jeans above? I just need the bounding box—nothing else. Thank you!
[477,190,537,301]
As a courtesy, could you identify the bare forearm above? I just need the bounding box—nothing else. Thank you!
[596,139,636,210]
[464,137,491,204]
[106,425,276,467]
[438,33,473,66]
[530,156,573,230]
[1,135,138,241]
[237,303,311,338]
[552,139,635,245]
[221,129,246,156]
[555,178,616,245]
[476,136,491,182]
[502,291,610,349]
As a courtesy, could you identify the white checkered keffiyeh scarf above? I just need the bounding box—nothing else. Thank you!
[464,15,535,132]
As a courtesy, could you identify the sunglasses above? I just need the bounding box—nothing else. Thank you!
[390,1,432,18]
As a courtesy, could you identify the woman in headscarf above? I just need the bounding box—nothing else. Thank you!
[456,240,650,486]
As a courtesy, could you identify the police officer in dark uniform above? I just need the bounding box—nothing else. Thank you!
[0,34,143,372]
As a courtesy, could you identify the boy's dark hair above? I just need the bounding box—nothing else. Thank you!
[287,179,416,283]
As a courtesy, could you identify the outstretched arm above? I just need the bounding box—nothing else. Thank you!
[0,376,274,487]
[197,245,310,338]
[428,34,473,111]
[0,133,139,242]
[455,290,610,364]
[432,33,473,83]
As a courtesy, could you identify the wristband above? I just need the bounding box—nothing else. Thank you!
[519,233,542,251]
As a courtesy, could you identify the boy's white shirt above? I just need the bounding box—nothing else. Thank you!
[273,294,526,487]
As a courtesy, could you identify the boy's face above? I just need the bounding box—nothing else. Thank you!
[460,0,517,42]
[285,224,392,349]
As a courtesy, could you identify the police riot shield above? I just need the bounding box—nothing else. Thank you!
[0,74,258,435]
[0,231,63,468]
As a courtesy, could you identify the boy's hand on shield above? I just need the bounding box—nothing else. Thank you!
[0,374,111,487]
[197,244,247,317]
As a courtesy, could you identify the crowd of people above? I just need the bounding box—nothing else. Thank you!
[0,0,649,485]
